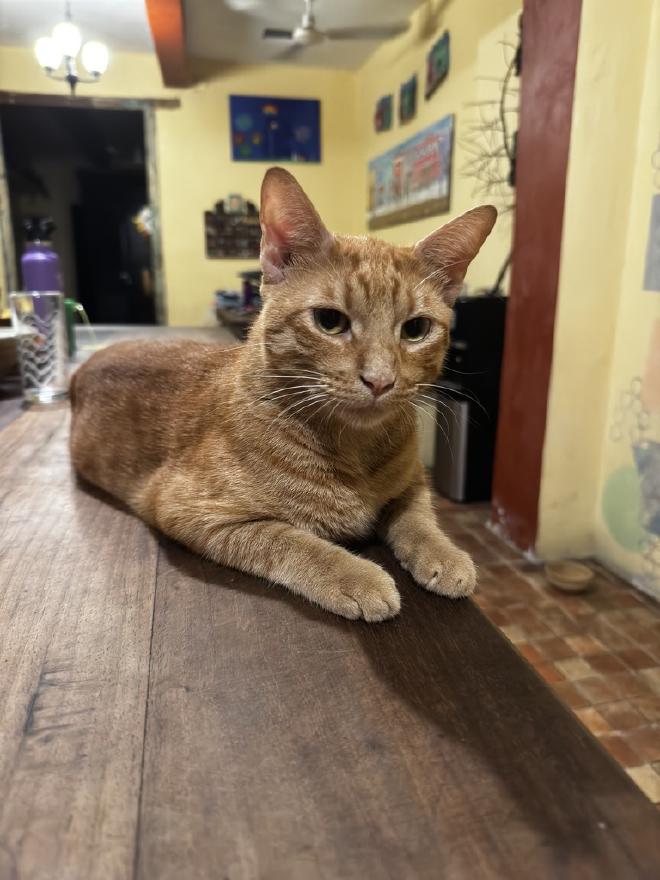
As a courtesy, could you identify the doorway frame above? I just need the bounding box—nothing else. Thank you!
[0,90,180,325]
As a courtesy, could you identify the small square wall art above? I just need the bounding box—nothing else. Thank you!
[374,94,393,133]
[399,74,417,124]
[229,95,321,162]
[425,30,450,98]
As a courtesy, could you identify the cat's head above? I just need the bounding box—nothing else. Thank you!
[255,167,496,426]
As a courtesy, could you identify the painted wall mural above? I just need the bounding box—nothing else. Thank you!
[604,320,660,596]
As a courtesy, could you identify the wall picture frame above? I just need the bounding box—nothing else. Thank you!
[398,74,418,125]
[229,95,321,163]
[374,94,393,133]
[425,31,451,99]
[367,114,454,230]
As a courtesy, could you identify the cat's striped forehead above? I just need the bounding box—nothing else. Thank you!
[322,234,445,318]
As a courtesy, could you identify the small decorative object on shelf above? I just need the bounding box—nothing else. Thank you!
[34,1,109,95]
[425,31,450,99]
[205,197,261,259]
[374,95,393,133]
[398,74,417,124]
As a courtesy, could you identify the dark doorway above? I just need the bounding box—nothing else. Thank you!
[1,104,155,324]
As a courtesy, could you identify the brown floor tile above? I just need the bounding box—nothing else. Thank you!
[575,707,611,736]
[616,648,658,671]
[587,652,628,675]
[608,671,654,700]
[552,595,595,618]
[541,607,582,638]
[627,765,660,803]
[599,733,644,768]
[518,643,544,666]
[587,618,635,650]
[535,636,576,661]
[537,663,564,684]
[551,680,590,709]
[629,607,660,626]
[484,608,509,626]
[640,668,660,696]
[575,676,619,705]
[597,700,646,731]
[565,635,604,656]
[624,728,660,763]
[555,657,592,681]
[620,623,660,648]
[634,697,660,722]
[500,624,526,644]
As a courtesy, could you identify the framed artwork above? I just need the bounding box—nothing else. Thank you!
[229,95,321,163]
[425,31,450,99]
[374,94,393,133]
[367,114,454,230]
[399,74,417,124]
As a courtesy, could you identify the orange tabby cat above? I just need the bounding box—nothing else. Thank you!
[70,168,496,621]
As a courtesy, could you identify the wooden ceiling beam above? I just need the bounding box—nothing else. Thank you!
[144,0,190,88]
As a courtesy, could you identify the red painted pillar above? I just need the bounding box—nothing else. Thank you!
[491,0,583,552]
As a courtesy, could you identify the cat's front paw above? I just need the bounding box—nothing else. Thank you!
[326,560,401,622]
[403,542,477,598]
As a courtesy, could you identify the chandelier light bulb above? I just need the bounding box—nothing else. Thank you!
[52,20,82,58]
[81,41,109,76]
[34,36,63,71]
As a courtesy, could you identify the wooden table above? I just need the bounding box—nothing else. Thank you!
[1,328,659,880]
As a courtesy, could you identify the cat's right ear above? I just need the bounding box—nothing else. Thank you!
[260,167,332,284]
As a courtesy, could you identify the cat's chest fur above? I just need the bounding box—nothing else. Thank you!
[224,424,419,541]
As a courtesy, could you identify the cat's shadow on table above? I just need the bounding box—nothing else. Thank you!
[161,532,605,854]
[75,476,611,852]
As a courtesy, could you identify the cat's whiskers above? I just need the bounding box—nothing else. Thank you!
[274,390,329,423]
[417,381,489,419]
[409,399,454,463]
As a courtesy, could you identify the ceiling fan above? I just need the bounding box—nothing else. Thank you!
[262,0,409,52]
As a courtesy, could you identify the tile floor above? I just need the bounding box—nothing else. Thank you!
[437,502,660,805]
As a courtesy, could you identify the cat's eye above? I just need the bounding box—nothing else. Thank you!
[401,317,431,342]
[314,308,350,336]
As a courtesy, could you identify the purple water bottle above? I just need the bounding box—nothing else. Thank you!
[21,217,63,292]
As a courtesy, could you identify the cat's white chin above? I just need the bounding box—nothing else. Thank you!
[336,400,396,428]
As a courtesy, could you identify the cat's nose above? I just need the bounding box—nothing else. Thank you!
[360,373,396,398]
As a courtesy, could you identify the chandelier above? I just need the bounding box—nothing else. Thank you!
[34,2,110,95]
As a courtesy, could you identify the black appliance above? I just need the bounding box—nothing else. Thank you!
[433,293,507,502]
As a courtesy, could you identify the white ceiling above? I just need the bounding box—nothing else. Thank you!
[185,0,425,70]
[0,0,154,53]
[0,0,424,71]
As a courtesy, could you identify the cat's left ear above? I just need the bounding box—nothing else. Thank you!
[413,205,497,305]
[260,167,333,284]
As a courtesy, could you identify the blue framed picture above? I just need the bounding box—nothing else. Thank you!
[229,95,321,163]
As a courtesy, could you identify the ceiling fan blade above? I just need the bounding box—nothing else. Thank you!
[278,42,306,60]
[263,27,295,39]
[323,22,409,40]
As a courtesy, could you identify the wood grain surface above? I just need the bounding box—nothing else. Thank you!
[0,400,659,879]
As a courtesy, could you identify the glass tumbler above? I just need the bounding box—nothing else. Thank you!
[9,291,69,404]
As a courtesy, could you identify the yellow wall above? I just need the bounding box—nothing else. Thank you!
[0,46,359,325]
[537,0,660,598]
[354,0,520,292]
[1,0,519,323]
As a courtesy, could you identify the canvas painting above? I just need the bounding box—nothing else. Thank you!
[374,94,393,133]
[229,95,321,163]
[425,31,451,99]
[367,114,454,230]
[399,74,418,124]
